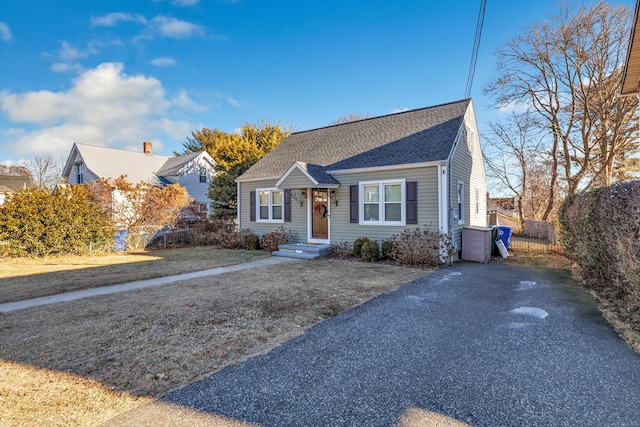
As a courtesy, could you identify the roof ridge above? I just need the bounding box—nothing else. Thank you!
[75,142,171,157]
[291,98,471,136]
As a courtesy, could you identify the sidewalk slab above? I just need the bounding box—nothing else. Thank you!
[0,256,299,313]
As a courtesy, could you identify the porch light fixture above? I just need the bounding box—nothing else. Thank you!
[329,189,338,206]
[285,189,306,206]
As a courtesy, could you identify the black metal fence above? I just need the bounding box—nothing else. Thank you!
[509,220,562,254]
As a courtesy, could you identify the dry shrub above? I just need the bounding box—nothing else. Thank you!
[558,181,640,332]
[387,227,453,267]
[191,220,243,249]
[261,227,296,252]
[243,233,260,250]
[331,240,354,258]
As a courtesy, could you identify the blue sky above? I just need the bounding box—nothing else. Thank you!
[0,0,635,166]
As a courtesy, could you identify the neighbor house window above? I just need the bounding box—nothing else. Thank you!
[75,163,83,184]
[457,181,465,224]
[199,167,207,183]
[257,188,283,222]
[360,180,405,225]
[475,187,480,217]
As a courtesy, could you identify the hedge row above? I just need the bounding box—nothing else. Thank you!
[0,186,114,257]
[558,181,639,332]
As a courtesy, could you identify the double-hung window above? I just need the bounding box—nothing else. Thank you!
[360,179,405,225]
[75,163,83,184]
[257,188,283,222]
[199,167,207,183]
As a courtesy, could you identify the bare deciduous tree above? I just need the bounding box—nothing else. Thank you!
[24,153,63,189]
[330,113,372,125]
[485,2,638,219]
[483,112,545,222]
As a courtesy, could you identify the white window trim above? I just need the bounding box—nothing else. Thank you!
[199,167,207,183]
[359,179,406,226]
[75,163,83,184]
[256,188,284,223]
[457,180,465,225]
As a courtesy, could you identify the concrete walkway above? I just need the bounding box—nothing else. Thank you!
[0,256,299,313]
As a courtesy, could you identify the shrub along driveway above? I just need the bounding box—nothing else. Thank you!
[108,262,640,427]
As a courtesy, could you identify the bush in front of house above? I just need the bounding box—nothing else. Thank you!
[331,240,354,258]
[0,186,114,257]
[381,238,395,260]
[359,239,380,262]
[385,226,452,267]
[261,227,296,252]
[243,233,260,250]
[558,181,639,333]
[352,236,370,258]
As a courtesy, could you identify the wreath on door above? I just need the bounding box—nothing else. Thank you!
[314,202,328,218]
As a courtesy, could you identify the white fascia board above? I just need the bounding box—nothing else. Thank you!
[275,162,319,187]
[235,175,281,183]
[328,160,443,175]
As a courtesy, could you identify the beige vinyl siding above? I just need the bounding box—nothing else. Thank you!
[329,166,440,245]
[449,107,487,251]
[278,168,315,189]
[239,179,307,241]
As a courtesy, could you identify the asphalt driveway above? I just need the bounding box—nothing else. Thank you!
[106,262,640,426]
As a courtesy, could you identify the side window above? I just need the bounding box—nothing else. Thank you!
[75,163,83,184]
[199,167,207,183]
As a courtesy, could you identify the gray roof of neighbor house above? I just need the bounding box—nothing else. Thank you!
[156,152,202,176]
[65,143,171,185]
[237,99,471,182]
[0,175,34,191]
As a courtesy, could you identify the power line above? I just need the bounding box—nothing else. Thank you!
[465,0,487,99]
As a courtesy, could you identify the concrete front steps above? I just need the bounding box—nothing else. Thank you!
[272,243,334,259]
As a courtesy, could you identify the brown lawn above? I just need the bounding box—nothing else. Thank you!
[0,247,267,303]
[0,255,425,427]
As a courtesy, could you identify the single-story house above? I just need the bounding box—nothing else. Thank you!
[62,142,216,216]
[0,175,34,205]
[236,98,487,259]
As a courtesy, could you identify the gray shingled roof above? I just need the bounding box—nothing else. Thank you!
[156,152,201,176]
[238,99,470,181]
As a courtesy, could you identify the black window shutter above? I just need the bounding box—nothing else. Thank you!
[284,190,291,222]
[406,181,418,224]
[249,191,256,222]
[350,185,359,223]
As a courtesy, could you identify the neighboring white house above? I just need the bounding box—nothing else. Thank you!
[62,142,216,215]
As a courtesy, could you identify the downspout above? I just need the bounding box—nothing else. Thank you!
[438,163,450,263]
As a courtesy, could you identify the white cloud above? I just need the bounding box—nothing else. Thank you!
[390,107,409,114]
[497,100,530,114]
[0,22,12,42]
[91,13,147,27]
[152,16,204,38]
[172,90,206,112]
[0,63,198,159]
[150,56,177,67]
[51,62,85,73]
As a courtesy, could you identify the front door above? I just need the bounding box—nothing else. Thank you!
[311,189,329,240]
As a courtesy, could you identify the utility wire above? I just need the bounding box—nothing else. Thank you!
[465,0,487,99]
